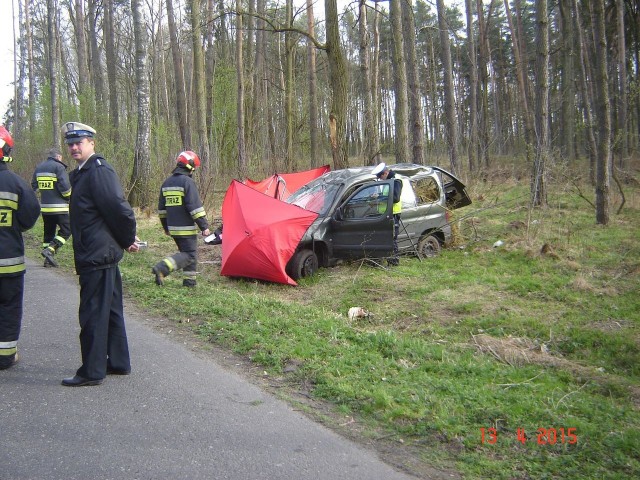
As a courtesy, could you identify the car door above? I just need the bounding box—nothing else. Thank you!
[328,181,395,260]
[432,166,472,209]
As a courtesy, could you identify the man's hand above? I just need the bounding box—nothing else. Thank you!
[201,228,211,237]
[127,236,141,252]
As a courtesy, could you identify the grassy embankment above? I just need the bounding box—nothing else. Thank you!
[25,166,639,479]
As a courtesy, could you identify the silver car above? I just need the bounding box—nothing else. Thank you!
[284,163,472,280]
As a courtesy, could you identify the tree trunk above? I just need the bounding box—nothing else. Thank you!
[46,0,60,148]
[25,0,36,133]
[437,0,459,174]
[402,0,425,165]
[389,0,409,164]
[236,0,247,176]
[129,0,151,208]
[476,0,490,167]
[284,0,294,170]
[307,0,320,167]
[558,0,576,163]
[88,0,105,109]
[167,0,191,147]
[465,0,478,172]
[325,0,349,169]
[591,0,611,225]
[531,0,549,207]
[615,0,628,167]
[192,0,212,171]
[571,0,597,182]
[358,0,377,165]
[73,0,89,95]
[103,0,119,140]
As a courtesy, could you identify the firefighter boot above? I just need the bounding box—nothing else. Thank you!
[41,246,58,267]
[151,261,171,286]
[182,278,197,288]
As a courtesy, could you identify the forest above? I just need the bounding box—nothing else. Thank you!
[4,0,640,223]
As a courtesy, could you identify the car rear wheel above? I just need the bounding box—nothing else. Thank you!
[418,234,441,258]
[287,249,319,280]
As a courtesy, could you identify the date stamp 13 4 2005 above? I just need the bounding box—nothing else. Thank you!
[480,427,578,445]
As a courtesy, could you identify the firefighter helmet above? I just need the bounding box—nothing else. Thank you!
[0,125,13,160]
[176,150,200,171]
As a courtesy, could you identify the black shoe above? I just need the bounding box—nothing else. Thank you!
[152,266,164,286]
[41,248,58,267]
[61,375,103,387]
[183,279,197,287]
[0,353,18,370]
[106,367,131,375]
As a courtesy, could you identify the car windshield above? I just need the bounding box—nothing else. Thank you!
[286,181,342,215]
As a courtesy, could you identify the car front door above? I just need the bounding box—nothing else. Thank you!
[328,181,395,260]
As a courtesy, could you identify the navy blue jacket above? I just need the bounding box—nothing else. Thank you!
[69,154,137,274]
[31,156,72,214]
[0,162,41,276]
[158,165,209,237]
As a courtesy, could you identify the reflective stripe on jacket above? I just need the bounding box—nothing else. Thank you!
[158,165,209,237]
[31,157,72,214]
[0,163,41,277]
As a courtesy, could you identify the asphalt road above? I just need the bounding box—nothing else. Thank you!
[0,259,418,480]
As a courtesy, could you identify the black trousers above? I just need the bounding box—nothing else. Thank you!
[76,266,130,380]
[42,214,71,249]
[157,236,198,280]
[0,275,24,368]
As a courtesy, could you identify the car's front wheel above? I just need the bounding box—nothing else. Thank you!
[418,234,441,258]
[287,249,319,280]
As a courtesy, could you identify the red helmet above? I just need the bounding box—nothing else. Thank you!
[176,150,200,170]
[0,125,13,160]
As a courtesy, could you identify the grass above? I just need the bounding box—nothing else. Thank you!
[24,167,640,479]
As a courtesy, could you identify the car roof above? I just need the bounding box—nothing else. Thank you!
[315,163,436,186]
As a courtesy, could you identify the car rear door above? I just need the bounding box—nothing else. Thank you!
[432,167,472,209]
[328,181,395,260]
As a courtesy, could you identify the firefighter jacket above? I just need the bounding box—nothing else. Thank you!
[69,154,137,274]
[158,165,209,237]
[31,156,72,214]
[0,162,41,276]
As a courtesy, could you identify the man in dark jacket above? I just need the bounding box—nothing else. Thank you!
[0,125,41,370]
[60,121,140,387]
[152,151,210,287]
[31,147,72,267]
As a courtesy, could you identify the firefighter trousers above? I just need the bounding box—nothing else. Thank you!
[42,214,71,251]
[155,236,198,286]
[0,275,24,369]
[76,266,130,380]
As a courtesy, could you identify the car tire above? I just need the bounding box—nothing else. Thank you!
[418,234,441,258]
[287,249,319,280]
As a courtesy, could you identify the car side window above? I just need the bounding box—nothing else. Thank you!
[412,177,440,205]
[343,184,390,218]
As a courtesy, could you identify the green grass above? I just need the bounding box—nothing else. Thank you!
[24,172,640,479]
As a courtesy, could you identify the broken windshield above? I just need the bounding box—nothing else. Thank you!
[286,181,341,215]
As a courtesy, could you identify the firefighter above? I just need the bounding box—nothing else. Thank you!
[152,151,210,287]
[0,125,41,370]
[61,121,139,386]
[372,162,403,266]
[31,147,72,267]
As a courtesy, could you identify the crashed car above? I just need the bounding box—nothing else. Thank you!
[284,163,471,280]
